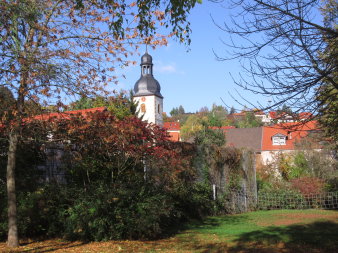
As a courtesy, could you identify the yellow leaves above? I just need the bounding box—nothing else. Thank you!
[126,33,137,39]
[41,88,50,96]
[78,52,93,57]
[160,38,168,46]
[95,16,107,22]
[87,10,98,16]
[153,10,165,20]
[101,16,110,22]
[31,95,39,102]
[107,45,117,55]
[63,49,71,56]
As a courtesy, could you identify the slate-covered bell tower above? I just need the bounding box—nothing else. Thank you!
[133,52,163,126]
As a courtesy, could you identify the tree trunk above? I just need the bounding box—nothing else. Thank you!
[6,48,28,247]
[6,130,19,247]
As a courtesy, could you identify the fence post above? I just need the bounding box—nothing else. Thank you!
[213,184,216,201]
[243,182,247,212]
[253,152,258,206]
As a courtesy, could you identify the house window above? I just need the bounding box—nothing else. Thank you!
[141,103,146,113]
[158,104,160,113]
[272,136,286,145]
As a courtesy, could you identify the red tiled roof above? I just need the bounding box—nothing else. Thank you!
[268,111,313,120]
[269,111,277,119]
[298,112,313,119]
[261,120,319,151]
[163,122,180,131]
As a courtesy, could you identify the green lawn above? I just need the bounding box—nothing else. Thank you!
[1,209,337,252]
[175,209,338,252]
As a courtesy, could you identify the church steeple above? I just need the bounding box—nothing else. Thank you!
[133,52,163,126]
[134,52,163,98]
[141,52,153,75]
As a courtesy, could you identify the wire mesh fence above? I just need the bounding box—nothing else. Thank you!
[222,190,338,213]
[257,191,338,210]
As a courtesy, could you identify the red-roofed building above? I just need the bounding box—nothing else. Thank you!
[261,121,318,151]
[260,121,320,164]
[228,110,270,124]
[267,111,313,124]
[163,122,181,142]
[298,112,313,120]
[225,121,321,165]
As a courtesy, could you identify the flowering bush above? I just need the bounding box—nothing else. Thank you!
[290,177,325,195]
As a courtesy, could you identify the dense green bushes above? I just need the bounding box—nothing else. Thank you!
[0,180,216,241]
[60,183,178,240]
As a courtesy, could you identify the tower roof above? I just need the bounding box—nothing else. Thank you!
[134,52,163,98]
[141,52,152,65]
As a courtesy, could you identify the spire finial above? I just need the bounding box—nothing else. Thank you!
[146,44,148,54]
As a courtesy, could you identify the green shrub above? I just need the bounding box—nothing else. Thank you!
[62,183,178,241]
[172,182,215,219]
[61,180,216,241]
[1,179,215,241]
[325,177,338,192]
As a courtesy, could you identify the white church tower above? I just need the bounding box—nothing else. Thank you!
[133,52,163,126]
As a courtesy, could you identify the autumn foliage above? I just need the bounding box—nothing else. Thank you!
[42,110,191,182]
[290,177,325,195]
[0,109,210,241]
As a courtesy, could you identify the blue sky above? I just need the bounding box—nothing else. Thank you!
[115,1,269,115]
